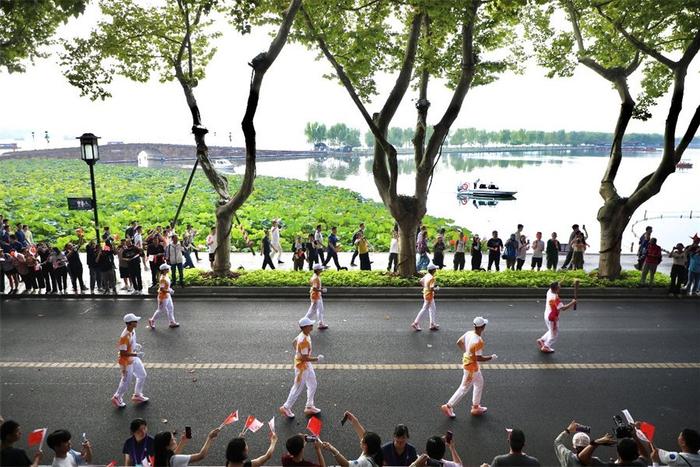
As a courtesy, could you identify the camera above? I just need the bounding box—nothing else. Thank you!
[613,415,635,439]
[425,459,444,467]
[304,436,317,442]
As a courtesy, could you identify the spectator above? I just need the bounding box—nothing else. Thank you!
[453,230,466,271]
[85,240,101,293]
[504,234,518,270]
[531,232,545,271]
[651,428,700,466]
[323,411,383,467]
[314,225,326,265]
[49,247,69,294]
[382,425,417,466]
[577,434,646,466]
[355,231,372,271]
[640,238,662,288]
[570,235,588,270]
[206,227,217,269]
[15,223,27,248]
[668,243,687,297]
[181,227,196,269]
[37,242,54,294]
[166,235,185,287]
[388,228,399,273]
[282,434,326,467]
[261,229,276,270]
[516,235,530,270]
[1,250,19,294]
[102,226,114,243]
[411,435,462,467]
[123,418,154,466]
[153,427,221,467]
[304,234,318,270]
[471,234,483,271]
[686,246,700,296]
[636,226,653,270]
[416,226,430,271]
[350,223,365,267]
[185,225,199,262]
[126,221,138,240]
[487,429,540,467]
[117,240,133,293]
[23,247,40,294]
[1,419,42,467]
[562,225,587,270]
[22,225,34,246]
[433,229,447,269]
[46,429,92,467]
[123,239,144,295]
[226,432,277,467]
[554,421,603,467]
[487,231,503,271]
[546,233,561,271]
[11,248,29,293]
[292,236,306,271]
[97,240,118,295]
[513,224,524,241]
[147,236,166,288]
[271,219,284,265]
[65,243,88,294]
[324,226,346,271]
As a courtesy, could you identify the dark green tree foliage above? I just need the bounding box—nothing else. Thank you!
[0,0,86,73]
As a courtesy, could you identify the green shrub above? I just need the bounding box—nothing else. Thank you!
[182,268,669,288]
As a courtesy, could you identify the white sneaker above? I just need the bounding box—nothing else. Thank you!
[111,395,126,408]
[131,394,150,403]
[304,406,321,415]
[279,406,295,418]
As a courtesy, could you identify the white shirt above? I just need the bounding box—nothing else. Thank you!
[52,450,84,467]
[314,230,324,247]
[440,459,462,467]
[389,238,399,254]
[206,234,217,253]
[531,240,544,258]
[170,454,192,467]
[271,226,281,244]
[133,232,143,247]
[349,454,375,467]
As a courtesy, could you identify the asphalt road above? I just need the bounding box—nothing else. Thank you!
[1,297,699,466]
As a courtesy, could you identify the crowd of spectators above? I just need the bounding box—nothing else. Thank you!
[2,414,698,467]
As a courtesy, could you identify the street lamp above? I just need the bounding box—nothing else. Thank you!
[78,133,101,245]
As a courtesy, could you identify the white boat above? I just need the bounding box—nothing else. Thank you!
[457,179,517,198]
[213,158,233,168]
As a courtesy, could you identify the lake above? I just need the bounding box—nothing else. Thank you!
[175,148,700,252]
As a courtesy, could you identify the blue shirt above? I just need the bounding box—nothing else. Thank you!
[381,442,417,466]
[122,435,154,465]
[328,233,338,249]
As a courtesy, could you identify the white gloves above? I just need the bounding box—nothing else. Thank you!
[133,343,143,352]
[322,288,328,293]
[316,355,325,363]
[490,354,498,360]
[434,286,440,291]
[136,351,145,359]
[168,288,174,294]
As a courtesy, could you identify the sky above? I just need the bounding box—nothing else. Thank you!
[0,4,698,151]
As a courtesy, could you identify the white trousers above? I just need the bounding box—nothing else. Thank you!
[540,319,558,349]
[414,299,436,325]
[305,298,325,325]
[151,297,175,323]
[283,364,317,409]
[447,369,483,407]
[271,242,282,260]
[114,357,147,398]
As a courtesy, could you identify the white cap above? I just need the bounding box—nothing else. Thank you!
[313,263,324,271]
[299,317,315,327]
[123,313,141,323]
[572,432,590,448]
[473,316,489,327]
[658,450,682,465]
[159,264,171,271]
[427,262,437,270]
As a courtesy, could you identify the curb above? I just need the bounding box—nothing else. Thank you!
[1,286,682,300]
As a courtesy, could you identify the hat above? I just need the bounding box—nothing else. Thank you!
[299,317,315,327]
[473,316,489,327]
[123,313,141,323]
[427,262,437,270]
[159,264,171,271]
[658,450,683,464]
[572,432,590,448]
[313,263,324,271]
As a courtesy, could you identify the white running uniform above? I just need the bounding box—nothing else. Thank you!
[304,273,325,325]
[283,332,317,410]
[447,330,484,408]
[151,275,175,324]
[540,290,562,349]
[413,273,437,326]
[114,328,147,399]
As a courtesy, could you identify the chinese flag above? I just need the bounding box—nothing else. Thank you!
[223,410,239,426]
[639,422,656,443]
[106,462,118,467]
[27,428,47,447]
[245,416,264,433]
[307,416,322,437]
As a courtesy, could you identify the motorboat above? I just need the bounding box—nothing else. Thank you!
[676,160,693,169]
[457,178,517,198]
[213,158,233,168]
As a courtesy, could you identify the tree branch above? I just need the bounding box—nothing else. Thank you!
[675,104,700,159]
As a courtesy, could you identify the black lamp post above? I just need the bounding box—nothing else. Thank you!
[78,133,101,244]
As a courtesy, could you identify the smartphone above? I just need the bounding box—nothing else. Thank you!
[445,430,453,444]
[341,414,349,426]
[304,435,317,442]
[185,426,192,439]
[81,433,88,443]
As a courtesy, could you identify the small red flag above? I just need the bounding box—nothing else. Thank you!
[307,416,322,437]
[223,410,239,426]
[639,422,656,443]
[245,416,264,433]
[27,428,47,447]
[106,461,118,467]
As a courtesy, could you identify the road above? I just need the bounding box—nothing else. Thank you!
[1,297,698,466]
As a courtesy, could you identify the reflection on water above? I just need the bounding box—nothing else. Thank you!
[306,156,361,181]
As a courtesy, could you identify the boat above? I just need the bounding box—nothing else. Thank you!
[457,178,517,198]
[213,158,233,168]
[676,160,693,169]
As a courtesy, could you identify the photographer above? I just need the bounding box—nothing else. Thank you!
[577,433,648,466]
[322,413,382,467]
[281,434,326,467]
[410,434,462,467]
[225,432,277,467]
[484,429,539,466]
[554,421,604,466]
[153,426,221,467]
[650,428,700,466]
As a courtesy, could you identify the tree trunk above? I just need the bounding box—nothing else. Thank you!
[213,206,234,274]
[597,198,631,278]
[396,209,422,277]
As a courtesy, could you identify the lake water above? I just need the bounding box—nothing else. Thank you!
[181,148,700,252]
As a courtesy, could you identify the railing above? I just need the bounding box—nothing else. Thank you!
[629,209,698,251]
